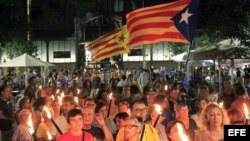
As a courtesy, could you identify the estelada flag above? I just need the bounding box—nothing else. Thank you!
[87,25,129,61]
[126,0,201,48]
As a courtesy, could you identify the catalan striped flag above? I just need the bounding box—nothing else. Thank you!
[87,25,129,61]
[126,0,194,48]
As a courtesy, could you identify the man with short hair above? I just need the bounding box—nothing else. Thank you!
[51,96,75,138]
[116,100,160,141]
[82,106,114,141]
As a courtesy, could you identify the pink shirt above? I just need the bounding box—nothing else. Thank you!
[57,131,93,141]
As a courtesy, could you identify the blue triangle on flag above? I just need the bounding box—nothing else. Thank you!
[171,0,202,43]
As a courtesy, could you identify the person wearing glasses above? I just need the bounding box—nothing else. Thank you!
[124,116,143,141]
[116,100,160,141]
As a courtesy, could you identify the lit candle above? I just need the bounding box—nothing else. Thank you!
[153,104,162,128]
[39,85,42,89]
[74,96,79,105]
[47,131,53,141]
[218,102,223,108]
[51,95,54,101]
[164,85,168,91]
[177,123,189,141]
[44,106,63,134]
[27,114,34,134]
[243,103,249,125]
[57,96,62,105]
[77,88,80,95]
[127,109,131,116]
[56,89,60,94]
[107,93,113,118]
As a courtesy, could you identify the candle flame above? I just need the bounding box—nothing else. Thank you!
[56,89,59,94]
[74,96,78,104]
[164,85,168,91]
[155,104,162,115]
[243,103,249,119]
[177,123,189,141]
[127,109,131,115]
[57,96,62,105]
[218,102,223,108]
[44,106,52,119]
[109,93,113,100]
[39,85,42,89]
[61,92,64,98]
[27,114,34,134]
[77,88,80,94]
[47,131,53,140]
[51,95,54,101]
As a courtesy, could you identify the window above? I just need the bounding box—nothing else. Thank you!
[53,51,71,58]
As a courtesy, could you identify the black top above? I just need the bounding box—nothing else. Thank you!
[83,126,105,141]
[0,99,13,131]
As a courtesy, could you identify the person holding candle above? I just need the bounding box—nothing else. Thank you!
[165,120,187,141]
[230,84,250,124]
[57,108,93,141]
[147,105,168,141]
[94,100,117,135]
[194,103,230,141]
[11,109,34,141]
[36,107,54,141]
[15,97,37,125]
[124,116,143,141]
[82,105,114,141]
[174,102,197,141]
[116,100,160,141]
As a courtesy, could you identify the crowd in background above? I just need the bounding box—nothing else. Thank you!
[0,64,250,141]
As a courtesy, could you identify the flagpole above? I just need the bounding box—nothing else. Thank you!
[184,41,193,81]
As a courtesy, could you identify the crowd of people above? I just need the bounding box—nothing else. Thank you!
[0,65,250,141]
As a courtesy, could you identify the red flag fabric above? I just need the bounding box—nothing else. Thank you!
[87,25,129,61]
[126,0,191,48]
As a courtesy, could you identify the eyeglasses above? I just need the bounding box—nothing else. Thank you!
[134,108,146,113]
[124,124,138,129]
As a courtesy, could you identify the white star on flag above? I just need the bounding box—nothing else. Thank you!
[179,8,193,24]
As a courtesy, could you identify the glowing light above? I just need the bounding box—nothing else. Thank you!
[177,123,189,141]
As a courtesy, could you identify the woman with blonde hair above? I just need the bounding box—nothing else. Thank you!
[195,103,230,141]
[12,109,34,141]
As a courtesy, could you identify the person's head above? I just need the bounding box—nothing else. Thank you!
[169,86,178,101]
[153,94,168,109]
[234,84,248,99]
[147,104,161,123]
[123,85,131,98]
[67,108,83,131]
[201,103,229,129]
[146,91,157,106]
[166,120,187,141]
[61,96,75,116]
[33,97,46,111]
[119,101,129,113]
[130,100,147,122]
[223,80,232,90]
[28,76,36,85]
[197,85,209,100]
[130,84,140,95]
[82,106,95,127]
[196,98,209,112]
[227,108,245,125]
[0,85,11,100]
[124,116,143,141]
[52,99,61,114]
[18,97,31,109]
[95,100,108,119]
[82,98,96,109]
[19,109,31,124]
[114,112,129,130]
[175,103,189,121]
